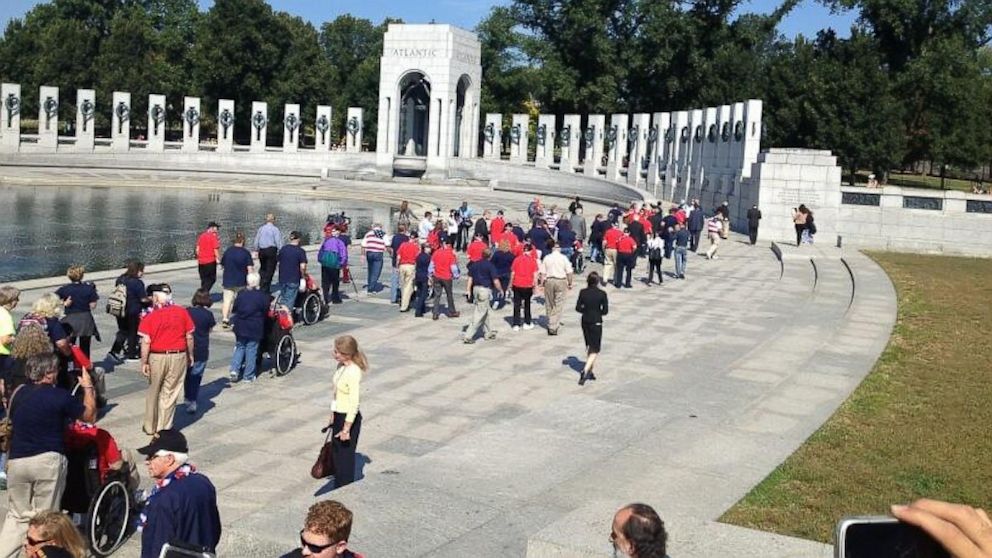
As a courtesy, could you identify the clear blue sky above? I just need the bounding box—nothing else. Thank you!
[2,0,858,40]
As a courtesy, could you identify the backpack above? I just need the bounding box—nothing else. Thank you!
[649,246,663,260]
[106,282,127,317]
[319,250,340,269]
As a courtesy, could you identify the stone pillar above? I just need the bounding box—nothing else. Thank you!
[728,101,745,175]
[584,114,605,177]
[375,94,394,172]
[742,99,763,178]
[315,105,333,151]
[216,99,235,154]
[75,89,96,152]
[626,113,650,186]
[283,103,301,153]
[534,114,555,169]
[182,96,201,153]
[605,114,628,182]
[669,111,689,202]
[147,94,166,152]
[0,83,22,153]
[509,113,529,164]
[346,107,363,153]
[699,107,718,201]
[482,113,501,160]
[111,92,131,153]
[686,108,704,201]
[559,114,581,173]
[250,101,268,153]
[38,86,59,151]
[647,112,668,195]
[715,104,731,172]
[426,98,442,169]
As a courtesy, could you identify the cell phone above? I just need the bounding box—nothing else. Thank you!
[835,516,950,558]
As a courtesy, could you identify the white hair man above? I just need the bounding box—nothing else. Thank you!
[137,429,220,558]
[138,283,195,435]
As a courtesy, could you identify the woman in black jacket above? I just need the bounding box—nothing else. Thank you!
[575,272,609,386]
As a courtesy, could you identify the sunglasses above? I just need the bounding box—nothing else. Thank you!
[25,535,51,546]
[299,530,338,554]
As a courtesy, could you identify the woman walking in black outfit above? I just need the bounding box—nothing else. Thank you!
[575,272,609,386]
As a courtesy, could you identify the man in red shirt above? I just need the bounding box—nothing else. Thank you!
[490,211,506,241]
[466,234,487,264]
[430,239,460,320]
[195,221,221,293]
[602,224,622,286]
[396,233,420,312]
[616,229,638,289]
[138,283,195,435]
[510,251,539,330]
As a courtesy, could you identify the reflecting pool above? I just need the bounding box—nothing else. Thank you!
[0,185,396,282]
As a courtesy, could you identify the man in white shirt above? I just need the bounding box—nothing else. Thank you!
[418,211,434,244]
[538,240,574,336]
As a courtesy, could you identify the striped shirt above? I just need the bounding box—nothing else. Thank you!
[361,230,387,253]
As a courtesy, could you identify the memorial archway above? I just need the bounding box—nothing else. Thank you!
[398,72,431,157]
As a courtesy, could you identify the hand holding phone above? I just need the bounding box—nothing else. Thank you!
[892,499,992,558]
[836,515,949,558]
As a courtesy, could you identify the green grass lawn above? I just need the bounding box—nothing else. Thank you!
[719,252,992,543]
[848,171,978,192]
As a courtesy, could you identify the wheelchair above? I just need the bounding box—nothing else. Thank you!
[570,240,585,274]
[257,304,298,376]
[61,433,140,556]
[294,274,325,326]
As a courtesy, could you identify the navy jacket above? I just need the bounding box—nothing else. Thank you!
[688,209,705,232]
[232,289,271,341]
[141,473,221,558]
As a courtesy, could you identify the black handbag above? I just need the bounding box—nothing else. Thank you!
[310,425,336,479]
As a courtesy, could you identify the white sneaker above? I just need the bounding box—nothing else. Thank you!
[523,323,535,330]
[186,401,198,414]
[512,325,521,331]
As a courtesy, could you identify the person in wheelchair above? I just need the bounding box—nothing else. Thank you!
[61,421,140,557]
[292,273,325,327]
[136,430,220,558]
[255,299,297,377]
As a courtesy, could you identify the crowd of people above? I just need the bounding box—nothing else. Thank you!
[0,194,862,558]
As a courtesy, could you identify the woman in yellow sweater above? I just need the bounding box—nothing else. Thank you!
[330,335,367,488]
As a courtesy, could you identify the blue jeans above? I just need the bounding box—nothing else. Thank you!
[231,338,259,382]
[675,246,687,277]
[414,278,430,316]
[278,282,299,308]
[560,247,574,260]
[366,252,384,293]
[391,266,401,302]
[184,360,207,402]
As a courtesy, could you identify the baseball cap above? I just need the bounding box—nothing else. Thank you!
[208,221,221,228]
[289,231,302,240]
[137,429,189,456]
[147,283,172,295]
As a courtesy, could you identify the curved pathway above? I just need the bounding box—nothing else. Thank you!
[1,170,896,557]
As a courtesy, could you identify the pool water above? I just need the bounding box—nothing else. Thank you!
[0,185,395,282]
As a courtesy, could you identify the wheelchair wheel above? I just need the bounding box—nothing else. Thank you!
[301,292,322,326]
[88,479,132,557]
[274,334,297,376]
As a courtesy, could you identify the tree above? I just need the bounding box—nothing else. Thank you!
[318,15,397,146]
[808,29,904,183]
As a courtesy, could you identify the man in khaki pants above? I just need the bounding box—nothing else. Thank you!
[602,223,622,287]
[396,232,421,312]
[539,240,574,335]
[139,284,195,435]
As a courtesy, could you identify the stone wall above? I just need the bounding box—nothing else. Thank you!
[836,186,992,256]
[448,158,648,208]
[748,148,992,257]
